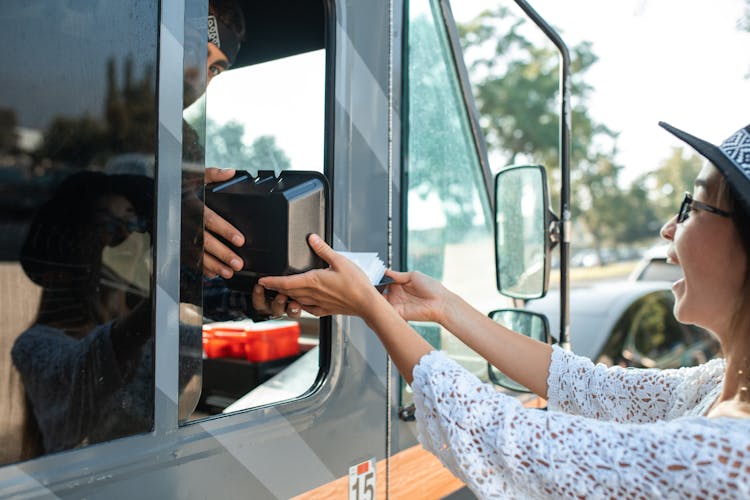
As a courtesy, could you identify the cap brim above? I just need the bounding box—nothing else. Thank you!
[659,121,750,216]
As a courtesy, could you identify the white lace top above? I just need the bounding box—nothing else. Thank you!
[412,346,750,499]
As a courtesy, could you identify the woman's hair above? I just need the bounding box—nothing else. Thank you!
[717,176,750,267]
[717,175,750,337]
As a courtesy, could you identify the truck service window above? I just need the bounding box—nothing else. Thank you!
[180,0,329,420]
[0,0,158,464]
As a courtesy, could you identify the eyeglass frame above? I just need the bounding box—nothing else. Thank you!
[677,191,733,223]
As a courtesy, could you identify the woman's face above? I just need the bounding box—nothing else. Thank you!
[661,163,748,335]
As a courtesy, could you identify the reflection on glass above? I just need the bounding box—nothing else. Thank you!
[401,0,499,411]
[399,0,501,410]
[0,0,158,464]
[487,309,548,392]
[495,166,546,299]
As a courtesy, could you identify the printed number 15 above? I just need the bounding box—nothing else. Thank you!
[351,471,375,500]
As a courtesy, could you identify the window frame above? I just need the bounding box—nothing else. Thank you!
[173,0,338,427]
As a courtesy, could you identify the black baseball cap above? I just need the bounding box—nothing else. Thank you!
[659,121,750,217]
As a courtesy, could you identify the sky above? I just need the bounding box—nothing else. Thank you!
[201,0,750,186]
[451,0,750,185]
[199,51,326,172]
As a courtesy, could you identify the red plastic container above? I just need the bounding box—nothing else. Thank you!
[203,320,300,362]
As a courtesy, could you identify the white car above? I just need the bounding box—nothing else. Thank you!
[628,244,683,283]
[526,280,720,369]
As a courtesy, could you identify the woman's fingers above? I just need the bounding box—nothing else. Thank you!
[307,234,340,267]
[259,272,314,294]
[302,304,330,317]
[384,268,411,284]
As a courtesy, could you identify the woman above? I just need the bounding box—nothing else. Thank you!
[259,122,750,498]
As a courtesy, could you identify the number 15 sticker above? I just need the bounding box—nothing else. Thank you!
[349,458,376,500]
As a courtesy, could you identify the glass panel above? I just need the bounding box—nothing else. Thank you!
[596,291,721,369]
[181,1,327,420]
[177,0,211,425]
[0,0,158,463]
[402,0,500,409]
[187,50,325,175]
[487,310,548,392]
[495,166,547,299]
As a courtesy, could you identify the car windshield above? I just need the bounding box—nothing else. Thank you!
[636,259,683,282]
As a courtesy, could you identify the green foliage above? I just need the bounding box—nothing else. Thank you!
[0,108,18,153]
[642,147,703,223]
[205,118,290,174]
[40,115,107,167]
[40,57,156,167]
[407,11,490,240]
[740,0,750,32]
[458,6,664,249]
[459,7,613,169]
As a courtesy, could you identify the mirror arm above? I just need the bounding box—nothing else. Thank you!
[514,0,571,350]
[547,210,560,250]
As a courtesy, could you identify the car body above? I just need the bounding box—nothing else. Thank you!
[526,280,720,369]
[628,244,683,283]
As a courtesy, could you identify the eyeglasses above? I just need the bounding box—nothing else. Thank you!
[677,192,733,223]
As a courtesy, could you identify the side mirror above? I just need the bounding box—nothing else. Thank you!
[487,309,550,392]
[494,165,556,299]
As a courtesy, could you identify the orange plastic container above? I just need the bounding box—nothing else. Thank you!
[203,320,300,362]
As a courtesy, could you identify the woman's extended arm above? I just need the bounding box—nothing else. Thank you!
[258,234,552,393]
[258,235,431,383]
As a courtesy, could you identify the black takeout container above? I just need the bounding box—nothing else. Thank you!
[205,170,329,290]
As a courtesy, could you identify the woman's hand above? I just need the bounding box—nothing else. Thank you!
[258,234,383,319]
[383,269,449,324]
[203,168,245,278]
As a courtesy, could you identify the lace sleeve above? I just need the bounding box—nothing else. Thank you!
[412,350,750,499]
[546,345,725,422]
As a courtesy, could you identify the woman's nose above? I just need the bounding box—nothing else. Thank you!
[660,215,677,241]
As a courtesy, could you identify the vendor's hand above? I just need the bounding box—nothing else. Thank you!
[203,168,245,278]
[381,269,448,324]
[252,284,302,320]
[258,234,382,318]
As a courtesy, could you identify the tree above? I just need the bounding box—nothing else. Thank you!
[205,118,290,175]
[205,118,251,168]
[0,108,18,153]
[459,7,616,170]
[741,0,750,32]
[40,115,106,167]
[458,7,652,253]
[642,147,703,223]
[245,135,291,174]
[406,12,493,240]
[41,57,156,167]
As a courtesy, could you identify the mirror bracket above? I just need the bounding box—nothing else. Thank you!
[548,209,560,250]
